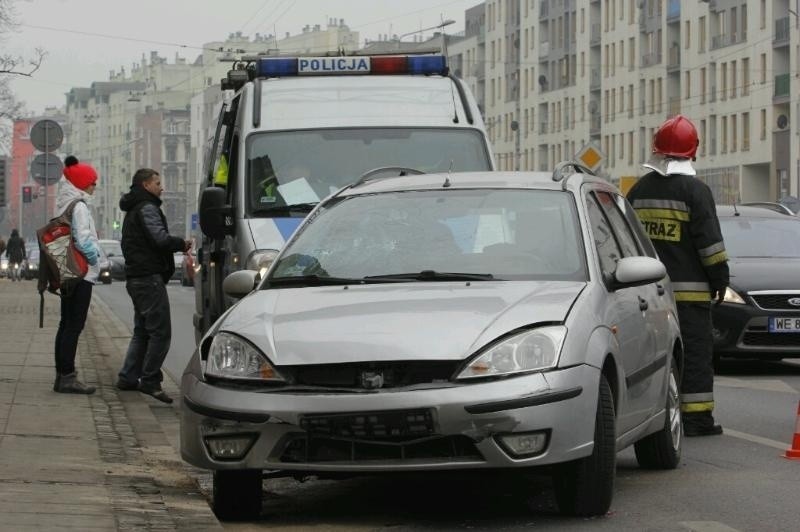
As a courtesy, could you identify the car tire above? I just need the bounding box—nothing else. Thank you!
[634,359,682,469]
[212,469,263,521]
[552,374,616,517]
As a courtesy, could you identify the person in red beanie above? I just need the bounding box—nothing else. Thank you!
[52,155,102,394]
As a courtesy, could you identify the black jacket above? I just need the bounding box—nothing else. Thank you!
[5,235,26,263]
[119,186,184,283]
[627,170,729,302]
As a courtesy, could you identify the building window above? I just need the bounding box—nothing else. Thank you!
[730,60,737,99]
[684,21,690,49]
[699,16,706,53]
[742,58,750,95]
[760,109,766,140]
[721,116,728,153]
[685,71,691,99]
[742,112,750,151]
[760,53,767,84]
[731,114,737,152]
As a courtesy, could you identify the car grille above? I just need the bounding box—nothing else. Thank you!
[743,332,800,347]
[283,361,460,388]
[751,294,800,311]
[279,434,481,463]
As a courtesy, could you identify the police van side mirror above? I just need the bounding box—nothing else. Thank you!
[199,186,234,239]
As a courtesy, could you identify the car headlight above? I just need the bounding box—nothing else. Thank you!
[205,331,285,382]
[723,287,746,305]
[245,249,280,279]
[456,326,567,380]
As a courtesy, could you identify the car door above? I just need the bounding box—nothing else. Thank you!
[585,189,657,432]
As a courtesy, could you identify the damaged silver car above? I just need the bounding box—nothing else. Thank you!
[180,164,683,520]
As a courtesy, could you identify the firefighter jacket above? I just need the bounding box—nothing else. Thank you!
[627,170,729,302]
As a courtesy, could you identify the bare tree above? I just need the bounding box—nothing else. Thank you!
[0,0,46,150]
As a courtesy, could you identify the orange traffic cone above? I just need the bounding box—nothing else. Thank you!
[785,400,800,460]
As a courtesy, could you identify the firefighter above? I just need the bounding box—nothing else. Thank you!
[627,114,728,437]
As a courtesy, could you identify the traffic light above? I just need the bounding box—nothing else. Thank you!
[22,185,32,203]
[0,156,7,207]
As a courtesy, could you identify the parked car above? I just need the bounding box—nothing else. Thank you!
[712,205,800,361]
[23,248,39,280]
[96,247,112,284]
[98,239,125,280]
[180,166,683,520]
[740,201,795,216]
[180,250,196,287]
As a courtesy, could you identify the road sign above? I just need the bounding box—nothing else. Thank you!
[30,153,64,186]
[576,143,605,172]
[30,119,64,152]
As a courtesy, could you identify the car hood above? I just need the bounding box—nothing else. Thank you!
[220,281,585,365]
[729,258,800,292]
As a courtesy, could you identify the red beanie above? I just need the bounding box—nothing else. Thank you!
[63,155,98,190]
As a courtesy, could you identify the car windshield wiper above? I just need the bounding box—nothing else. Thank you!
[267,275,364,287]
[251,203,318,216]
[364,270,496,282]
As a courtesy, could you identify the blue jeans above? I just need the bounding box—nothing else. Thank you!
[118,275,171,388]
[54,280,93,375]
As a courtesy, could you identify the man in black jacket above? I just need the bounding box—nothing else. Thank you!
[627,115,729,437]
[116,168,191,403]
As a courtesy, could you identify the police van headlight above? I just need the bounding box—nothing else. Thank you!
[205,332,285,382]
[245,249,280,279]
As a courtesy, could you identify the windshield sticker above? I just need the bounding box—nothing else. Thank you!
[277,178,320,205]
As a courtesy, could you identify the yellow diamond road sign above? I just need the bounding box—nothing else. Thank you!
[576,144,604,171]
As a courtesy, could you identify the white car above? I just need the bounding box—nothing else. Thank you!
[181,165,683,520]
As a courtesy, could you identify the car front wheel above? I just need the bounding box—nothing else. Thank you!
[634,359,681,469]
[212,469,263,521]
[552,374,616,517]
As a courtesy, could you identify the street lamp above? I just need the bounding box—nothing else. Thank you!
[396,19,456,50]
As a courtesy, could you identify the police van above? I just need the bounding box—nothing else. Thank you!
[194,51,495,340]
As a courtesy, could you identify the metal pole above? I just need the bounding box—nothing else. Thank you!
[43,123,48,226]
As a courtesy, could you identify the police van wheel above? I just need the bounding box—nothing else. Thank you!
[212,469,263,521]
[552,374,616,516]
[634,360,681,469]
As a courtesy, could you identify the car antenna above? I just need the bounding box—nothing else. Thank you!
[443,160,453,188]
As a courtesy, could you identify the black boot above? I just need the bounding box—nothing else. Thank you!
[55,372,96,395]
[683,411,722,437]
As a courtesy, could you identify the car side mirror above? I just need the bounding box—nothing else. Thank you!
[611,256,666,290]
[222,270,259,299]
[199,186,234,239]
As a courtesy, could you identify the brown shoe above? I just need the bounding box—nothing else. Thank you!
[55,372,96,395]
[139,386,173,404]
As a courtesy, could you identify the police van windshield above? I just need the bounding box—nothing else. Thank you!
[245,128,491,216]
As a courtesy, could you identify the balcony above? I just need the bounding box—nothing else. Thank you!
[641,52,662,68]
[668,98,681,117]
[590,23,601,46]
[540,0,549,19]
[590,68,600,90]
[589,115,601,136]
[539,41,550,58]
[774,73,790,101]
[667,47,680,71]
[539,121,549,135]
[774,17,790,47]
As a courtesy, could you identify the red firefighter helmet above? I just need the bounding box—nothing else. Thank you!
[652,115,699,159]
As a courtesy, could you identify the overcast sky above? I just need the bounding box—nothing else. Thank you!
[6,0,479,114]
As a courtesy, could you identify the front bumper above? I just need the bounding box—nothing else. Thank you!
[180,363,599,473]
[713,303,800,358]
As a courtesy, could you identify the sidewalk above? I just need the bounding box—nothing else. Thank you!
[0,279,223,531]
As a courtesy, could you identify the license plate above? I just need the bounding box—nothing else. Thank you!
[768,317,800,332]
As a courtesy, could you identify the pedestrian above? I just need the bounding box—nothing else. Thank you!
[53,155,101,394]
[626,115,729,437]
[116,168,191,403]
[5,228,26,282]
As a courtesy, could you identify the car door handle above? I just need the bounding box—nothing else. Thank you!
[639,296,649,311]
[656,284,665,296]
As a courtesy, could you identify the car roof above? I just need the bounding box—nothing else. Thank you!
[333,170,611,197]
[717,204,800,219]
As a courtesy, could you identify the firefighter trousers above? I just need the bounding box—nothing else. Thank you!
[676,302,715,415]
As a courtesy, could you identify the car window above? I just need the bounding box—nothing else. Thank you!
[585,193,623,278]
[594,191,642,258]
[616,194,658,258]
[271,189,587,281]
[720,217,800,258]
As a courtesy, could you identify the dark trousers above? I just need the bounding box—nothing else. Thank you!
[118,275,171,388]
[676,302,715,414]
[54,280,93,375]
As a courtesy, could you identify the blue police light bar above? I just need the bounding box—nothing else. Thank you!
[255,55,448,78]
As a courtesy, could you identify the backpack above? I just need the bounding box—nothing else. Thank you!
[36,199,89,326]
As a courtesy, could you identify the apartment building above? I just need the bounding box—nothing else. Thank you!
[450,0,799,203]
